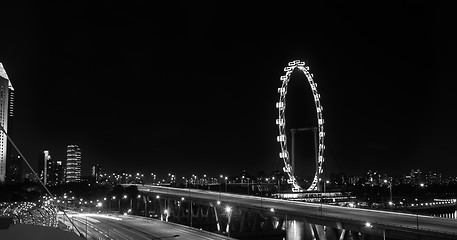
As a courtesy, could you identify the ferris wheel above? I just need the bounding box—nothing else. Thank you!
[276,60,325,192]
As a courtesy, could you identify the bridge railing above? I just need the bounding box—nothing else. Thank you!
[317,209,457,238]
[134,184,457,237]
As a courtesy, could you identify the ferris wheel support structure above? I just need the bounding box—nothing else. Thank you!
[275,60,325,192]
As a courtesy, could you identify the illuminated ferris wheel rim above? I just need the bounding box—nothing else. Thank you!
[275,60,325,192]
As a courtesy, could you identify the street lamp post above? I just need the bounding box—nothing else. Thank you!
[384,179,393,209]
[118,195,127,213]
[111,196,116,212]
[219,175,223,193]
[137,195,141,214]
[247,178,250,195]
[130,197,133,212]
[389,182,393,206]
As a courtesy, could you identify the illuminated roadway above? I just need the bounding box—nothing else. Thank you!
[64,212,234,240]
[133,184,457,239]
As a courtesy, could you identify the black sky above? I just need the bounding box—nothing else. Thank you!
[1,1,456,179]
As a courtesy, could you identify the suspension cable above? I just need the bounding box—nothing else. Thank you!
[0,124,85,238]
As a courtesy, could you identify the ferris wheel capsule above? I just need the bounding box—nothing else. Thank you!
[279,151,288,158]
[276,118,285,126]
[276,135,286,142]
[276,102,285,109]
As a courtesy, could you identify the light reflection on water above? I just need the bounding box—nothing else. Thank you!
[285,220,303,240]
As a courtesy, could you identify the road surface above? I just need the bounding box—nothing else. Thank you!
[63,212,234,240]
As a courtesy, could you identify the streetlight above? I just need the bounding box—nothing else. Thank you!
[219,175,223,193]
[110,196,116,212]
[136,195,141,214]
[384,179,393,209]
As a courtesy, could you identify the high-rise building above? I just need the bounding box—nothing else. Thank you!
[54,160,65,185]
[91,164,101,183]
[66,145,81,182]
[6,155,21,183]
[38,150,52,185]
[47,159,65,186]
[425,171,442,185]
[5,82,20,183]
[410,169,422,185]
[0,62,14,183]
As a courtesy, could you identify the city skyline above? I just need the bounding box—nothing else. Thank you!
[0,2,456,180]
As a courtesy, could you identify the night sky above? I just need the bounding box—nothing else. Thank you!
[1,1,456,179]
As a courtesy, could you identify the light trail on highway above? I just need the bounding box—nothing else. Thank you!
[65,211,234,240]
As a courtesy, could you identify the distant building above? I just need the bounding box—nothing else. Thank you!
[37,150,65,185]
[410,169,422,185]
[365,170,382,186]
[66,145,81,182]
[403,175,412,185]
[6,155,22,183]
[91,164,101,183]
[46,159,65,186]
[0,62,14,183]
[38,150,52,185]
[425,171,442,185]
[23,171,39,183]
[348,175,361,185]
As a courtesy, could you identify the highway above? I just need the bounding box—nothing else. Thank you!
[134,185,457,237]
[62,212,234,240]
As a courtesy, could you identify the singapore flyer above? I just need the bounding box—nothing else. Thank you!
[276,60,325,192]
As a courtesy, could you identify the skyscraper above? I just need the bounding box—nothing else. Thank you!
[0,62,14,183]
[54,160,65,185]
[66,145,81,182]
[91,163,101,183]
[6,82,20,183]
[38,150,52,185]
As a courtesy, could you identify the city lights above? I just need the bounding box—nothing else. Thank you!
[225,206,232,213]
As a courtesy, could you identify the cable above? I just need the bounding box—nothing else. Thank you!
[0,124,85,238]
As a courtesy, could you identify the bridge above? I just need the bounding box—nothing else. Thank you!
[128,184,457,240]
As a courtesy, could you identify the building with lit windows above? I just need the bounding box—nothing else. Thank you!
[38,150,52,185]
[0,62,14,183]
[38,150,65,186]
[425,171,442,185]
[66,145,81,182]
[91,163,101,183]
[410,169,422,185]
